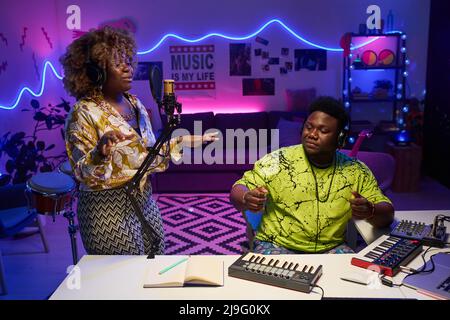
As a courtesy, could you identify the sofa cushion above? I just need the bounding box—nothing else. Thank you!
[276,118,303,148]
[268,111,307,130]
[215,112,268,150]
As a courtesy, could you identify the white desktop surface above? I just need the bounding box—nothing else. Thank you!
[50,210,449,300]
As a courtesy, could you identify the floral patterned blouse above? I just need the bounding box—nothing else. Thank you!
[65,92,182,191]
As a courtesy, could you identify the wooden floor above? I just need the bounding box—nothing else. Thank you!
[1,177,449,299]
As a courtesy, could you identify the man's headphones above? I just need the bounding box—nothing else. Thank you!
[337,124,349,149]
[85,44,107,87]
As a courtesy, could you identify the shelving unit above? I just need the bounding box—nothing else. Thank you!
[342,33,408,128]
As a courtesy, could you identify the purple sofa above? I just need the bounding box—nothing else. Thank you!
[153,111,306,193]
[340,149,395,192]
[153,112,396,194]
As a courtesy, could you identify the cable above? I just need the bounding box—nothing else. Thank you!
[313,284,325,300]
[393,248,450,289]
[378,247,448,289]
[403,247,443,279]
[380,274,403,288]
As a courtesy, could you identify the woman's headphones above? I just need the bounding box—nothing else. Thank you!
[85,44,107,87]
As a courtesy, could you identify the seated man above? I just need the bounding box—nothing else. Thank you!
[230,96,394,254]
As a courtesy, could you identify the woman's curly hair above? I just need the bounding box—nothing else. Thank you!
[60,26,137,99]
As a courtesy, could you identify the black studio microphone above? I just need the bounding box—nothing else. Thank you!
[162,79,177,117]
[148,65,181,123]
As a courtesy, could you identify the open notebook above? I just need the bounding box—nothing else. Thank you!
[143,255,224,288]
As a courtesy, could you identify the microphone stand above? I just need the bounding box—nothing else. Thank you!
[123,98,181,258]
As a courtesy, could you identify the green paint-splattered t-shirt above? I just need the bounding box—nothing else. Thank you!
[234,144,392,253]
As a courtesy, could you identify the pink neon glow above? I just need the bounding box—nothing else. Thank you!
[351,36,397,59]
[179,102,264,114]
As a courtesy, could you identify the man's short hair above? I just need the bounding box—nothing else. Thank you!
[308,96,349,132]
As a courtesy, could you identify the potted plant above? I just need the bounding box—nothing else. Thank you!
[0,98,70,186]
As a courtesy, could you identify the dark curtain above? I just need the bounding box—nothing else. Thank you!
[424,0,450,187]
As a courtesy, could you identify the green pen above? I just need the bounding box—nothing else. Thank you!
[158,257,189,275]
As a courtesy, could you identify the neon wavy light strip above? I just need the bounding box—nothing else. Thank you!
[1,19,400,110]
[138,19,379,54]
[1,61,63,110]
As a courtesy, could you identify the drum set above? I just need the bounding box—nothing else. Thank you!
[25,161,79,265]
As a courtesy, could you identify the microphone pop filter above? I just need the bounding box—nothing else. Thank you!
[149,64,162,103]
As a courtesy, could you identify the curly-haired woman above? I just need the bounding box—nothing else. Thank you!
[61,26,217,255]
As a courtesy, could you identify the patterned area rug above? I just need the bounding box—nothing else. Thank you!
[157,194,248,255]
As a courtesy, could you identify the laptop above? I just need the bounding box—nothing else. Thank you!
[402,253,450,300]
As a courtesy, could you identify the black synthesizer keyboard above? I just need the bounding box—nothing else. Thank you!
[228,252,323,293]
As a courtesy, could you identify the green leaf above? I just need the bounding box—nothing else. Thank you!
[11,132,26,142]
[31,99,40,109]
[37,141,45,150]
[45,118,53,130]
[34,111,47,121]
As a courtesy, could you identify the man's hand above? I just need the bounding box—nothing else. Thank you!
[349,191,375,220]
[243,186,268,212]
[97,130,134,157]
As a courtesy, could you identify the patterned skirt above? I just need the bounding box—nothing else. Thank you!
[77,181,165,255]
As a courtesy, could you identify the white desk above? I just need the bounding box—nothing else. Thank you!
[50,210,449,300]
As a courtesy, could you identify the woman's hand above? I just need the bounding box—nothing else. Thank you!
[97,130,134,157]
[202,131,220,143]
[181,132,219,148]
